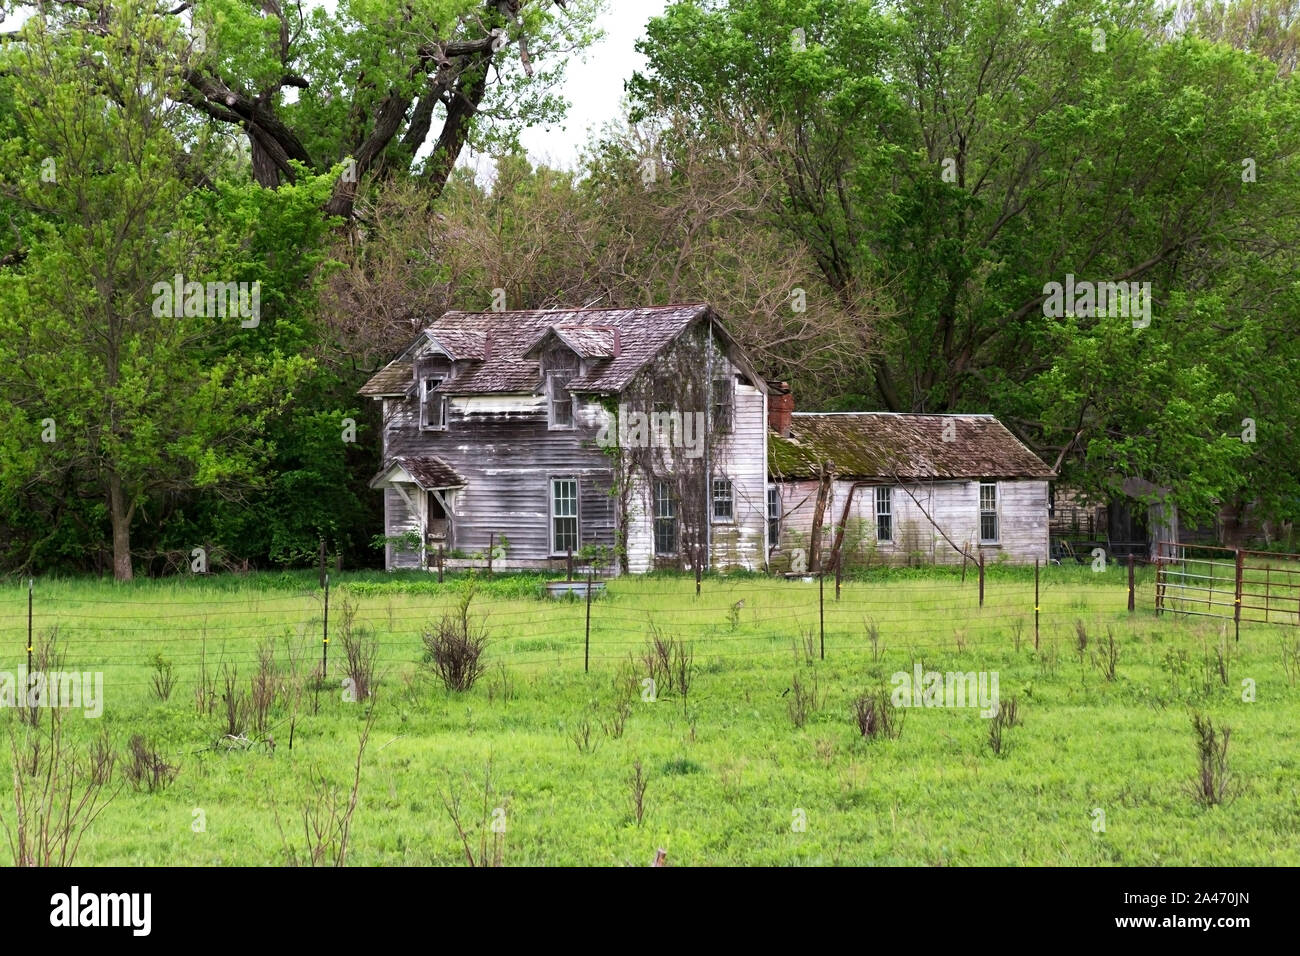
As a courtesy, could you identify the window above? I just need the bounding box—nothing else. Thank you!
[875,486,893,542]
[712,478,734,522]
[979,482,999,543]
[420,378,447,430]
[653,480,677,555]
[551,478,579,554]
[767,486,781,548]
[547,371,574,429]
[711,377,733,432]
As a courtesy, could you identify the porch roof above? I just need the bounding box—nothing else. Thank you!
[369,455,467,491]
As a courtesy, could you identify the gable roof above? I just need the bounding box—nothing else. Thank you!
[369,455,467,491]
[524,325,619,360]
[359,303,766,398]
[770,412,1054,482]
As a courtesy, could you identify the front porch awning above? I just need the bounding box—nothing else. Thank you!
[369,455,467,492]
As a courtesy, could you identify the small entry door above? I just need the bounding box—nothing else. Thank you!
[426,490,452,557]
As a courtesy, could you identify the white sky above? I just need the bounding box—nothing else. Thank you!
[515,0,671,170]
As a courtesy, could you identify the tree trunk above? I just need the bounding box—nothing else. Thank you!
[808,461,834,573]
[109,472,133,581]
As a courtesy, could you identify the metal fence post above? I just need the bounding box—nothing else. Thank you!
[1034,558,1040,650]
[322,573,330,678]
[818,569,825,660]
[584,567,593,673]
[1127,553,1135,614]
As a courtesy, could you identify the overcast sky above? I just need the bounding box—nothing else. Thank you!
[513,1,670,170]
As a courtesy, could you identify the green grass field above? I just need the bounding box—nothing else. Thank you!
[1,564,1297,866]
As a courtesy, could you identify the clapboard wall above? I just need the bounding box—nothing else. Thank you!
[383,392,616,565]
[774,478,1049,567]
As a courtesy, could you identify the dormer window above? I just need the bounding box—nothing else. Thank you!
[421,377,447,430]
[547,370,574,429]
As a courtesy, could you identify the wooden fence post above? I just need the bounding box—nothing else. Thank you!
[27,578,33,677]
[695,544,702,597]
[1155,558,1164,615]
[567,547,573,583]
[487,532,495,575]
[437,544,444,583]
[1234,549,1243,642]
[318,536,327,589]
[978,552,985,608]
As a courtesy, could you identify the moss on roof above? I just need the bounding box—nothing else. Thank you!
[769,413,1054,481]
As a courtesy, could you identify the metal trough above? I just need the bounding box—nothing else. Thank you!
[544,579,606,599]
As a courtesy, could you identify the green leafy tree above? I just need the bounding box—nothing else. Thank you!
[0,5,331,578]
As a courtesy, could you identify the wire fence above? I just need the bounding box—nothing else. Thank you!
[0,558,1222,693]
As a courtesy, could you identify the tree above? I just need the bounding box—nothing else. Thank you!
[4,0,602,220]
[0,5,329,578]
[629,0,1300,523]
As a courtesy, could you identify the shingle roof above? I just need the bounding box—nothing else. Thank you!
[369,455,467,490]
[770,413,1054,481]
[549,326,618,358]
[436,360,539,394]
[425,328,488,360]
[358,360,414,397]
[431,304,711,394]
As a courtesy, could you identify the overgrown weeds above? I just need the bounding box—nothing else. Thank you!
[439,761,509,867]
[1,708,122,866]
[786,670,823,728]
[275,707,376,866]
[1188,711,1238,807]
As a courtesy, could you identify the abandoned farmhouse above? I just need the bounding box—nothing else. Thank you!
[359,303,1057,573]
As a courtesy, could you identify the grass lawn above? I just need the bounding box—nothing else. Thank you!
[1,563,1297,866]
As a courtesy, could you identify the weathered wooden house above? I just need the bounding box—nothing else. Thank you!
[766,398,1055,568]
[359,304,770,573]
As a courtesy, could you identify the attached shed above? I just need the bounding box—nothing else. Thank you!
[768,412,1054,569]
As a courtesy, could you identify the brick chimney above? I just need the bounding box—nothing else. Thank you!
[768,381,793,436]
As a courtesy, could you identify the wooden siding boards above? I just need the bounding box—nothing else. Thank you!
[710,379,767,570]
[382,392,616,562]
[773,478,1049,567]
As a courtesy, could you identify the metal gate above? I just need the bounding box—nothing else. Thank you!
[1155,541,1300,636]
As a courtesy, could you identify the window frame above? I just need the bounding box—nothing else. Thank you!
[550,477,580,555]
[767,485,781,549]
[653,479,678,556]
[420,377,448,431]
[711,477,735,523]
[875,486,893,543]
[547,370,575,430]
[711,376,734,433]
[979,481,1000,544]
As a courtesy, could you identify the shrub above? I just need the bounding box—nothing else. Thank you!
[149,652,176,702]
[123,735,178,793]
[853,690,903,740]
[423,583,488,692]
